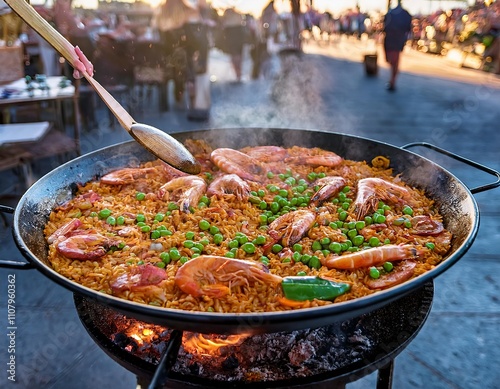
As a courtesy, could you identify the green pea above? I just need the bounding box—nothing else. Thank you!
[260,256,270,265]
[384,238,391,245]
[160,252,170,264]
[227,239,238,249]
[272,244,283,253]
[268,185,278,193]
[282,257,291,263]
[355,221,366,231]
[320,237,331,246]
[307,172,317,181]
[213,233,223,245]
[404,220,412,228]
[185,231,195,240]
[338,192,347,202]
[383,262,394,272]
[292,251,302,262]
[369,267,380,279]
[204,172,212,181]
[241,242,256,254]
[278,173,286,181]
[270,202,280,214]
[169,248,181,260]
[347,221,356,230]
[425,242,435,250]
[183,240,194,249]
[369,237,381,247]
[259,201,268,210]
[254,235,266,245]
[89,211,98,218]
[106,216,116,225]
[160,229,172,237]
[342,186,350,193]
[275,190,285,199]
[155,261,165,268]
[352,235,364,246]
[328,242,342,254]
[136,213,146,223]
[154,213,165,222]
[199,220,210,231]
[199,195,210,205]
[403,205,414,216]
[179,256,189,265]
[301,254,311,265]
[135,192,146,201]
[267,171,274,179]
[116,216,125,225]
[309,256,321,269]
[338,211,348,221]
[312,241,322,251]
[292,243,303,253]
[168,202,179,211]
[296,271,307,276]
[98,208,112,219]
[140,225,151,233]
[151,230,161,240]
[193,243,204,252]
[373,213,386,224]
[364,216,373,225]
[347,229,358,239]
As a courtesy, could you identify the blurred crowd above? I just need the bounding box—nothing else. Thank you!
[4,0,500,91]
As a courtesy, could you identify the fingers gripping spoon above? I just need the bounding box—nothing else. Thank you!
[6,0,201,174]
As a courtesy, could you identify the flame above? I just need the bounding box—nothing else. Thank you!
[183,333,248,356]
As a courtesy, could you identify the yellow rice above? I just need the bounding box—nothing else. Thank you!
[44,142,451,313]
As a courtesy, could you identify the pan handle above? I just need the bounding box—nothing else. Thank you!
[0,205,33,269]
[401,142,500,194]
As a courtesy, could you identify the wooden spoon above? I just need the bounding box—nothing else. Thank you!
[5,0,201,174]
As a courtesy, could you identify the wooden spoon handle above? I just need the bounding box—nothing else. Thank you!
[5,0,135,130]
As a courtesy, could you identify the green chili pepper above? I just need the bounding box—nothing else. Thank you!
[281,276,351,301]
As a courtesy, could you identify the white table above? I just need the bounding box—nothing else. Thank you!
[0,121,51,146]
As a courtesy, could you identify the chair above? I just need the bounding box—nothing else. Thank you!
[93,36,135,126]
[132,40,171,111]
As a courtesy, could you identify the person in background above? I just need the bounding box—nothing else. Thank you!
[221,7,246,82]
[383,0,412,91]
[151,0,202,107]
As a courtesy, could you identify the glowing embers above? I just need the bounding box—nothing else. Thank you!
[182,333,248,356]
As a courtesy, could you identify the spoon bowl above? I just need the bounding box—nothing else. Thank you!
[5,0,201,174]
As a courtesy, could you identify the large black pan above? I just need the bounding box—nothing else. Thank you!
[2,128,499,335]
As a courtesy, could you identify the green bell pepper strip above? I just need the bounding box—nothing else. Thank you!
[281,276,351,301]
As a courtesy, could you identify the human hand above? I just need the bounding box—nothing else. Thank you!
[72,46,94,79]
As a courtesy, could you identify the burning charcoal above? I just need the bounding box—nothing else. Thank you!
[111,332,129,348]
[221,354,239,370]
[288,341,316,366]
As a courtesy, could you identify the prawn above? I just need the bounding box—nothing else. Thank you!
[285,149,343,167]
[365,260,417,290]
[321,244,420,270]
[210,148,265,182]
[206,174,251,200]
[110,264,168,292]
[353,177,414,220]
[244,146,289,163]
[174,255,283,298]
[47,219,82,244]
[56,233,119,260]
[158,176,207,213]
[101,167,158,185]
[267,209,317,247]
[310,176,346,206]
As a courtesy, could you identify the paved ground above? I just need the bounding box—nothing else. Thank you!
[1,35,499,389]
